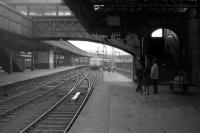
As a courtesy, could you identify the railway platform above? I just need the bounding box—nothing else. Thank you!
[0,65,83,86]
[70,71,200,133]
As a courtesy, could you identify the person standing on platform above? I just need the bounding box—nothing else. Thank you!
[143,59,151,95]
[150,58,159,94]
[136,62,143,93]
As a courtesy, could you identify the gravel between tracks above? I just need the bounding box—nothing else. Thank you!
[0,93,62,133]
[0,77,78,133]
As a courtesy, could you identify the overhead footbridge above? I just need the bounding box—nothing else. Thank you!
[0,1,92,73]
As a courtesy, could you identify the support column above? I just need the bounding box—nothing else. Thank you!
[84,57,88,65]
[58,54,60,67]
[80,57,83,65]
[139,36,142,58]
[78,57,81,65]
[31,50,35,71]
[63,55,66,66]
[139,36,145,66]
[54,50,57,68]
[87,57,90,65]
[76,56,80,65]
[141,36,144,58]
[71,55,75,66]
[132,55,137,81]
[187,8,200,86]
[8,47,13,74]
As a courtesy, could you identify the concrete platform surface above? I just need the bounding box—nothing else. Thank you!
[103,71,132,82]
[69,72,200,133]
[0,66,81,86]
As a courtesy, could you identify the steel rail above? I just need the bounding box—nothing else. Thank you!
[0,66,87,103]
[19,73,89,133]
[0,74,79,118]
[0,71,74,103]
[0,68,88,118]
[0,66,85,97]
[0,69,72,96]
[64,72,97,133]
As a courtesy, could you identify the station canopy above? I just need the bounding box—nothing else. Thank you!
[43,40,93,57]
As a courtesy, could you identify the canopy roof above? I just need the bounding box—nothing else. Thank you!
[43,40,92,57]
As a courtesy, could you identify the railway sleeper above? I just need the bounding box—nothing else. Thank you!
[57,90,70,96]
[45,117,72,121]
[56,106,79,109]
[3,92,8,97]
[47,115,74,119]
[50,111,76,114]
[48,116,74,120]
[60,101,81,105]
[40,121,69,125]
[37,125,66,130]
[31,129,64,133]
[55,109,78,112]
[58,104,80,107]
[50,112,75,115]
[48,114,74,117]
[0,108,12,112]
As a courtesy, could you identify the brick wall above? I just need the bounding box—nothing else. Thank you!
[187,8,200,87]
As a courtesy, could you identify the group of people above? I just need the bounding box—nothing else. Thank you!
[135,58,159,95]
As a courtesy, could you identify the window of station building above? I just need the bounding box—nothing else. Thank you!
[29,6,43,16]
[15,6,28,16]
[151,29,163,37]
[58,6,72,16]
[44,6,57,16]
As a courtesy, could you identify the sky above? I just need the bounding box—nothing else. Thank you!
[152,29,162,37]
[68,29,162,55]
[68,40,130,55]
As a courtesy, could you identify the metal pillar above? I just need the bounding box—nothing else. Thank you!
[141,36,144,57]
[139,36,144,58]
[8,47,13,74]
[133,55,137,81]
[54,50,57,68]
[31,50,35,71]
[63,55,67,66]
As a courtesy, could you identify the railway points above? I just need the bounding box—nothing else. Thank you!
[0,1,200,133]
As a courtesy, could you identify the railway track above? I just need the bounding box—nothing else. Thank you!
[20,71,97,133]
[0,68,88,118]
[0,66,85,99]
[0,71,90,133]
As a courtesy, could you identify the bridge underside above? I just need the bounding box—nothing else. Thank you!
[31,17,138,55]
